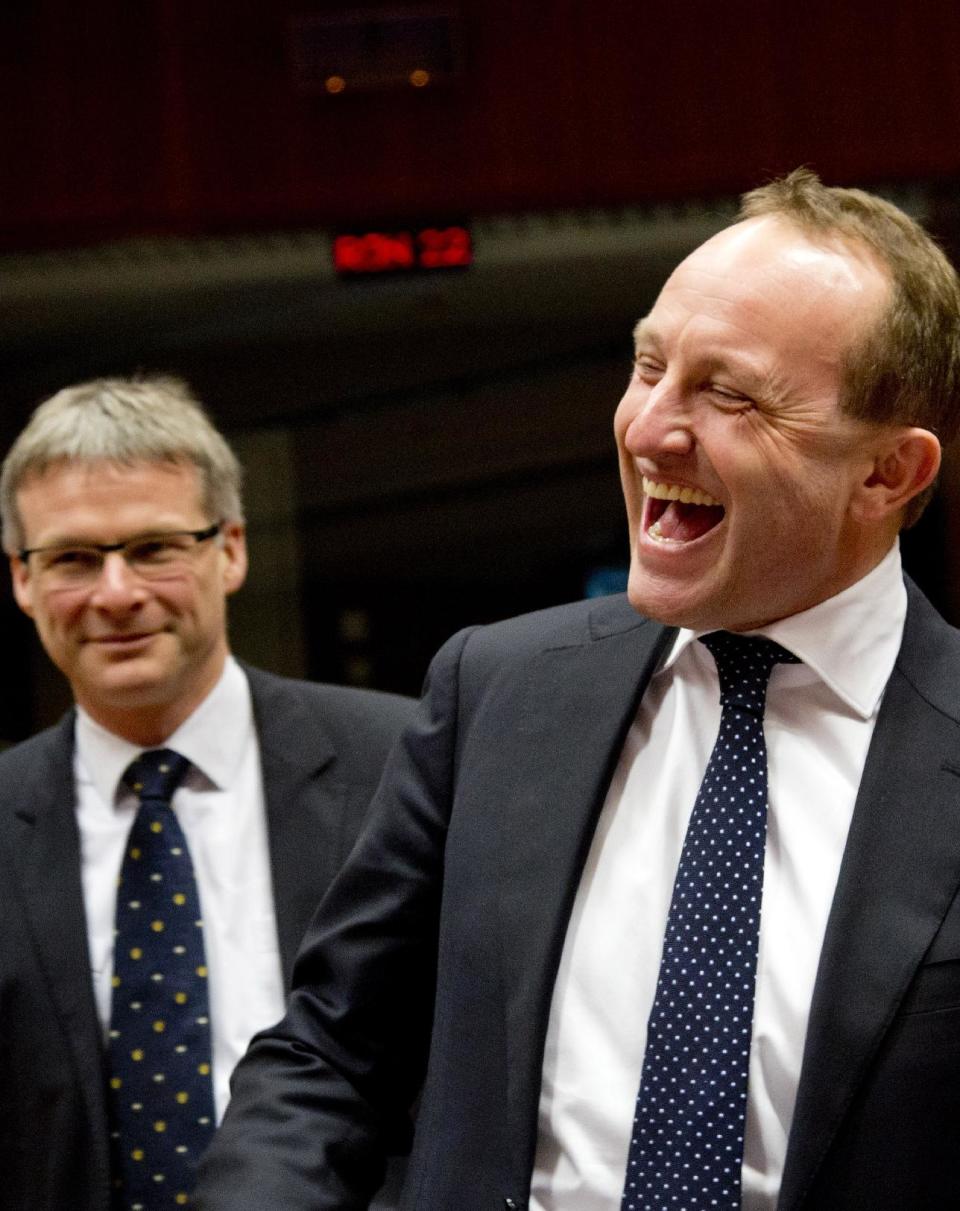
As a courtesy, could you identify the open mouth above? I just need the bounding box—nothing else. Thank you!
[642,477,725,544]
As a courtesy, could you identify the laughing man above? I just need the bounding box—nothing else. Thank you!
[198,170,960,1211]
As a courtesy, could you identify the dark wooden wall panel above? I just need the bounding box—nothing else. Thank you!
[4,1,960,250]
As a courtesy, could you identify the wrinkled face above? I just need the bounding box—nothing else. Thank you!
[10,459,247,741]
[615,216,895,632]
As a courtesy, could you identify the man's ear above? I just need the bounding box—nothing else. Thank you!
[9,556,35,619]
[219,521,248,597]
[852,427,941,523]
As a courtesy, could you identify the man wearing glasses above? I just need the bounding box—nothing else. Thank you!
[0,375,413,1211]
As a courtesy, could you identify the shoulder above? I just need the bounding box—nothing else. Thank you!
[241,663,416,741]
[0,713,75,828]
[436,592,655,676]
[416,595,664,725]
[898,578,960,719]
[0,713,74,781]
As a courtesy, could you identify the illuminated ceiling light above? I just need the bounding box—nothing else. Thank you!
[325,75,346,94]
[288,12,462,94]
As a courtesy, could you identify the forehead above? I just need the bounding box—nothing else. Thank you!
[640,216,890,367]
[16,458,205,538]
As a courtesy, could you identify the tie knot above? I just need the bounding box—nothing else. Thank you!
[699,631,799,717]
[122,748,191,803]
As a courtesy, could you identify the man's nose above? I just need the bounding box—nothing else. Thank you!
[620,376,694,459]
[88,551,147,606]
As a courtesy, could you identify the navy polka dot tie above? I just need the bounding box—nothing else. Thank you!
[621,632,799,1210]
[107,749,216,1210]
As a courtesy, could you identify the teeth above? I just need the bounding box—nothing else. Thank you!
[648,519,681,544]
[642,477,720,508]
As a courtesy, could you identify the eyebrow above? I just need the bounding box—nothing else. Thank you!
[632,317,659,348]
[22,525,198,553]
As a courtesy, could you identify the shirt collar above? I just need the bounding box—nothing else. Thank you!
[659,542,906,719]
[75,655,254,806]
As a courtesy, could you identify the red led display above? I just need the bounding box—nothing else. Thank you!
[333,225,472,275]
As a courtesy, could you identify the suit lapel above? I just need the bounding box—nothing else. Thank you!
[245,667,341,986]
[780,587,960,1209]
[4,714,111,1173]
[495,605,674,1183]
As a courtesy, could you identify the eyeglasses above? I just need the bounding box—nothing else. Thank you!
[19,521,224,587]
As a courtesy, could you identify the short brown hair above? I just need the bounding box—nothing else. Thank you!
[741,168,960,523]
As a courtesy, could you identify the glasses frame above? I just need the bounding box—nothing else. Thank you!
[19,520,224,571]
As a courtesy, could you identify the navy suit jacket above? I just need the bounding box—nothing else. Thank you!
[198,584,960,1211]
[0,664,414,1211]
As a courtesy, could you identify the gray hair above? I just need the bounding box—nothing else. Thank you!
[0,375,244,552]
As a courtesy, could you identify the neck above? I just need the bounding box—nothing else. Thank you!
[77,652,228,747]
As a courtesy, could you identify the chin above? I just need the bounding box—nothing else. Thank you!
[84,662,169,705]
[626,570,715,630]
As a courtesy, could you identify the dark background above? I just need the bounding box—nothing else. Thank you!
[3,0,960,737]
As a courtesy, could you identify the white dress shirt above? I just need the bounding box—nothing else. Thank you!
[530,543,907,1210]
[76,656,286,1122]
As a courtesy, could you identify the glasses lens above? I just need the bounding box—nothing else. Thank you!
[33,529,214,585]
[126,535,197,576]
[37,548,103,583]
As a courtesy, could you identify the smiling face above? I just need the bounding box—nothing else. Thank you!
[615,215,924,633]
[10,458,247,744]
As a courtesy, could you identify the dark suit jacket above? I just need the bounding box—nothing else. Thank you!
[197,583,960,1211]
[0,663,414,1211]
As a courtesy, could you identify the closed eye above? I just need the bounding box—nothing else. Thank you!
[634,355,665,382]
[708,383,754,411]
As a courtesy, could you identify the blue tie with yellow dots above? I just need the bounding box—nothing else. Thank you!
[107,749,216,1210]
[621,632,799,1211]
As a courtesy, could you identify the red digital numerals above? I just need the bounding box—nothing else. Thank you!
[416,226,472,269]
[333,226,472,274]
